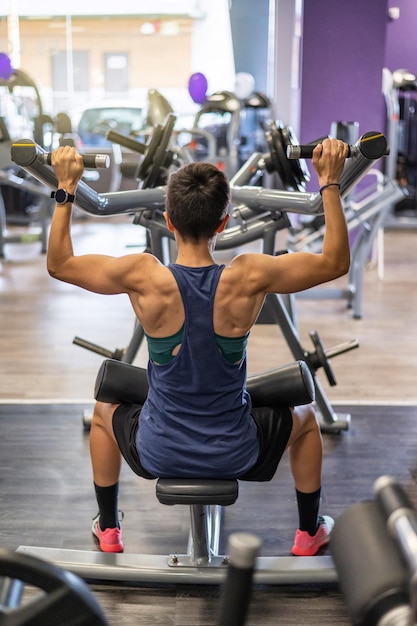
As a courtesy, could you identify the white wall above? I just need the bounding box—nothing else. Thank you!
[190,0,236,94]
[6,0,200,17]
[271,0,303,136]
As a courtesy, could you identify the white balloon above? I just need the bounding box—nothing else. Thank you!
[234,72,255,100]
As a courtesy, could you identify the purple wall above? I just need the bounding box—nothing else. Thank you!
[300,0,388,144]
[385,0,417,73]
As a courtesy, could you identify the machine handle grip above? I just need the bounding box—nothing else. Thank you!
[287,144,353,159]
[106,130,147,154]
[287,131,389,161]
[38,152,110,169]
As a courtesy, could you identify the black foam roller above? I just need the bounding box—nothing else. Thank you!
[374,475,414,521]
[330,500,409,626]
[217,533,261,626]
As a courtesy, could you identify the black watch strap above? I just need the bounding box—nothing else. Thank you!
[51,189,76,204]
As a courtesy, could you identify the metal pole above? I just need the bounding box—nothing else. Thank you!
[7,0,21,69]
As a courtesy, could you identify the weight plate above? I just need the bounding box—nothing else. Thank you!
[264,121,288,186]
[143,114,176,188]
[137,125,164,181]
[309,330,337,386]
[281,125,310,189]
[274,122,298,189]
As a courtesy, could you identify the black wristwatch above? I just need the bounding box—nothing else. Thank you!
[51,189,76,204]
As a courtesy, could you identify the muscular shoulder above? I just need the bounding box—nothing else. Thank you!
[116,252,168,291]
[225,252,275,293]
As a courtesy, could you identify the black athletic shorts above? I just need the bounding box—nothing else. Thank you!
[112,403,293,483]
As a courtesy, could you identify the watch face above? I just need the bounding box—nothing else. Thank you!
[55,189,67,203]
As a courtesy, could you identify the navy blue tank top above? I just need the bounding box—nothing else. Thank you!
[136,263,259,478]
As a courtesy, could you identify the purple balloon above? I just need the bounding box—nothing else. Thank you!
[0,53,13,80]
[188,72,208,104]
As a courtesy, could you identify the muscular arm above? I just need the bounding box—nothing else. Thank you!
[46,146,144,295]
[236,138,350,295]
[312,137,350,280]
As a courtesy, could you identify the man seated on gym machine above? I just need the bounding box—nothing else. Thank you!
[47,138,349,555]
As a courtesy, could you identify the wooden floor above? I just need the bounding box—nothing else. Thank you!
[2,402,417,625]
[0,215,417,624]
[0,217,416,406]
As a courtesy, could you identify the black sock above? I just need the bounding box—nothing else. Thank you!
[94,482,120,530]
[295,487,321,536]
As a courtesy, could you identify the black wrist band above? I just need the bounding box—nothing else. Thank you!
[319,183,341,196]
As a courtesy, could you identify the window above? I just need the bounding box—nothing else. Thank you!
[51,50,89,92]
[104,53,128,93]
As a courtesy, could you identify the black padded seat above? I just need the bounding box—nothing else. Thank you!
[156,478,239,506]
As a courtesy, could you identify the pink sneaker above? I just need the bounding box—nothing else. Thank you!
[291,515,334,556]
[92,514,124,553]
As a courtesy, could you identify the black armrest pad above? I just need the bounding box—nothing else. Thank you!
[247,360,314,407]
[94,359,149,404]
[94,358,314,408]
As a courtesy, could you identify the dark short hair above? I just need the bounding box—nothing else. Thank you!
[166,162,230,241]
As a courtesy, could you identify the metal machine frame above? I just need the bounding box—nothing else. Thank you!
[10,131,392,431]
[8,130,392,588]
